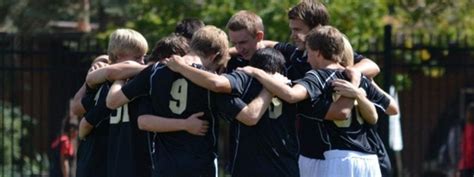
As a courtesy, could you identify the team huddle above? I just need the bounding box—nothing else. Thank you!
[71,1,399,177]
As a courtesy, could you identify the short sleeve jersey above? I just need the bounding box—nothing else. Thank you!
[76,84,111,177]
[121,63,218,177]
[324,74,390,154]
[106,94,152,177]
[274,42,366,80]
[217,71,299,177]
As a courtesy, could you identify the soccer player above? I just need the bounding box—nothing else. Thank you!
[174,18,205,41]
[105,26,230,177]
[83,34,191,177]
[238,26,399,177]
[260,1,380,81]
[75,28,148,177]
[213,48,299,177]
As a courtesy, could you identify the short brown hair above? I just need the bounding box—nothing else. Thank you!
[148,34,189,62]
[288,0,329,29]
[190,25,229,67]
[226,10,264,37]
[107,28,148,63]
[305,25,344,63]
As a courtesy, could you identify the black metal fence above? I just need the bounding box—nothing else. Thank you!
[0,26,473,176]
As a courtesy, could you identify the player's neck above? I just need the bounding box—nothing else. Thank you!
[320,59,344,70]
[183,52,203,65]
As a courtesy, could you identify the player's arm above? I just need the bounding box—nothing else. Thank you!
[60,154,69,177]
[371,81,399,115]
[239,66,308,103]
[235,88,273,126]
[260,40,278,48]
[349,58,380,79]
[164,55,232,93]
[86,60,145,89]
[78,118,93,139]
[325,68,362,120]
[137,112,209,136]
[106,80,130,110]
[70,84,87,117]
[332,79,378,124]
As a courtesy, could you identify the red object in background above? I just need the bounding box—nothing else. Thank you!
[51,135,74,158]
[459,123,474,170]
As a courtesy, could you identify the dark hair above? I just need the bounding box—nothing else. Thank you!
[147,34,189,62]
[288,0,329,29]
[249,48,286,74]
[305,26,344,63]
[175,18,205,40]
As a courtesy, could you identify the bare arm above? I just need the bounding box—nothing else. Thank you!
[70,84,87,117]
[78,118,93,139]
[260,40,278,48]
[333,79,378,124]
[60,154,70,177]
[371,81,399,115]
[235,89,273,126]
[350,58,380,79]
[239,66,308,103]
[137,112,209,136]
[86,61,145,89]
[164,55,232,93]
[106,80,130,110]
[325,68,362,120]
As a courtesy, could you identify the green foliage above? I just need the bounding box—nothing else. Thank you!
[0,101,47,176]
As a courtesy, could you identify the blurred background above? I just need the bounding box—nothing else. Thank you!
[1,0,473,176]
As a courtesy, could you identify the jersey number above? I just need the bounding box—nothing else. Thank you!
[268,97,283,119]
[110,104,130,124]
[169,79,188,114]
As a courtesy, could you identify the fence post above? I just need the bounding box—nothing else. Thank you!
[383,24,392,91]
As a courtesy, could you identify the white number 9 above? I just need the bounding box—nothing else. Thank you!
[169,79,188,114]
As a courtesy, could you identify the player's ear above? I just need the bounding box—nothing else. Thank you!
[255,31,264,41]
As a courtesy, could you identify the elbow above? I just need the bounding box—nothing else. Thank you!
[106,96,120,110]
[137,116,151,131]
[325,109,351,120]
[385,103,400,116]
[366,114,379,125]
[209,80,229,93]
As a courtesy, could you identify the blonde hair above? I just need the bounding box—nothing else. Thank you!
[107,29,148,63]
[340,35,354,67]
[226,10,264,37]
[190,25,229,69]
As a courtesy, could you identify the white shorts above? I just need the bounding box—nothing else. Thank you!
[322,150,381,177]
[298,155,327,177]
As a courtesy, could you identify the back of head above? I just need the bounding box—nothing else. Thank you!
[107,28,148,63]
[148,34,189,63]
[340,35,354,67]
[190,25,229,67]
[226,10,264,37]
[175,18,205,40]
[250,48,286,74]
[288,0,329,29]
[305,25,344,63]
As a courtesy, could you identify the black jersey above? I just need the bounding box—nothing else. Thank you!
[368,123,392,177]
[218,71,299,177]
[106,95,152,177]
[274,42,366,81]
[324,74,390,154]
[121,63,217,177]
[76,84,111,177]
[225,56,249,73]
